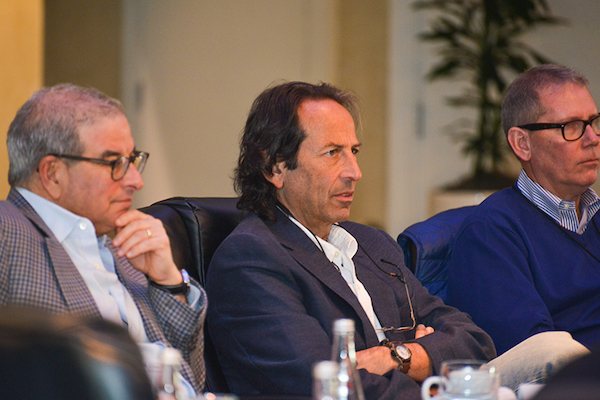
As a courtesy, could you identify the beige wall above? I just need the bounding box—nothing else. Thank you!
[0,0,119,199]
[39,0,600,236]
[337,0,388,229]
[122,0,344,210]
[39,0,389,226]
[120,0,389,228]
[44,0,121,98]
[0,0,44,198]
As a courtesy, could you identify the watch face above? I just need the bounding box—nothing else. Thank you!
[181,269,191,284]
[395,344,411,360]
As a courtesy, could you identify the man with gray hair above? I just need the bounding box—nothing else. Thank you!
[447,65,598,362]
[0,84,206,394]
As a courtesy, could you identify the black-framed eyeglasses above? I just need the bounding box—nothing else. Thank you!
[375,259,417,334]
[50,151,149,181]
[518,115,600,142]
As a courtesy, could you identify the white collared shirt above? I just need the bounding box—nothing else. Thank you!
[17,188,200,397]
[18,187,150,342]
[287,217,387,341]
[516,170,600,234]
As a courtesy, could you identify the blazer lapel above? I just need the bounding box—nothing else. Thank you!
[269,211,379,343]
[106,240,164,342]
[8,189,100,317]
[107,241,199,392]
[353,249,404,336]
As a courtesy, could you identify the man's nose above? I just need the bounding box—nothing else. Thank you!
[582,123,600,146]
[122,163,144,190]
[343,153,362,181]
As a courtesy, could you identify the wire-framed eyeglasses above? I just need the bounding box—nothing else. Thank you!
[518,115,600,142]
[50,151,149,181]
[375,259,417,334]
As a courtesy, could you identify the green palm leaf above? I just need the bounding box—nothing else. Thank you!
[414,0,566,177]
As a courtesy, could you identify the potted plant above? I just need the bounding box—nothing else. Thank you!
[414,0,564,200]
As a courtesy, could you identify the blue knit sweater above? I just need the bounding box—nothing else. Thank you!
[447,186,600,355]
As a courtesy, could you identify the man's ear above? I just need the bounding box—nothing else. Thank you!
[37,155,65,200]
[507,127,532,162]
[263,161,286,189]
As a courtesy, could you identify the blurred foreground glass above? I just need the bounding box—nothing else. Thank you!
[331,319,365,400]
[313,360,340,400]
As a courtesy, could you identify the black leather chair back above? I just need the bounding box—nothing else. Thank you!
[139,197,243,287]
[140,196,244,393]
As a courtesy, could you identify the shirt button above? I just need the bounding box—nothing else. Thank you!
[334,251,339,257]
[79,221,87,230]
[94,264,101,270]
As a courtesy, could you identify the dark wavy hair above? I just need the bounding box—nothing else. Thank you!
[234,81,360,221]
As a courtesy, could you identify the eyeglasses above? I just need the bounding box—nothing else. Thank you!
[518,115,600,141]
[50,151,149,181]
[375,259,416,334]
[312,226,418,335]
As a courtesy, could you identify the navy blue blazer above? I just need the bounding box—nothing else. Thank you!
[206,209,495,400]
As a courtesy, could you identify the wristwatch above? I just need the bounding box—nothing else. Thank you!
[149,269,191,296]
[380,340,412,373]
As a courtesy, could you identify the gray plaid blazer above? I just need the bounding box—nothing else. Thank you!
[0,188,206,392]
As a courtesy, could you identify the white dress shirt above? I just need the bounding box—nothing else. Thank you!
[18,187,150,341]
[516,169,600,234]
[17,187,200,396]
[287,216,387,342]
[17,188,201,333]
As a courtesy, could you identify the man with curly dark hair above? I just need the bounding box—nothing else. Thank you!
[206,81,496,400]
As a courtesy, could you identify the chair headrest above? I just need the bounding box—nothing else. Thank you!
[140,197,243,286]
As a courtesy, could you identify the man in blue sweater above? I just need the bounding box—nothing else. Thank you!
[447,65,600,360]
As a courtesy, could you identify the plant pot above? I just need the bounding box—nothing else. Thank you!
[428,188,495,217]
